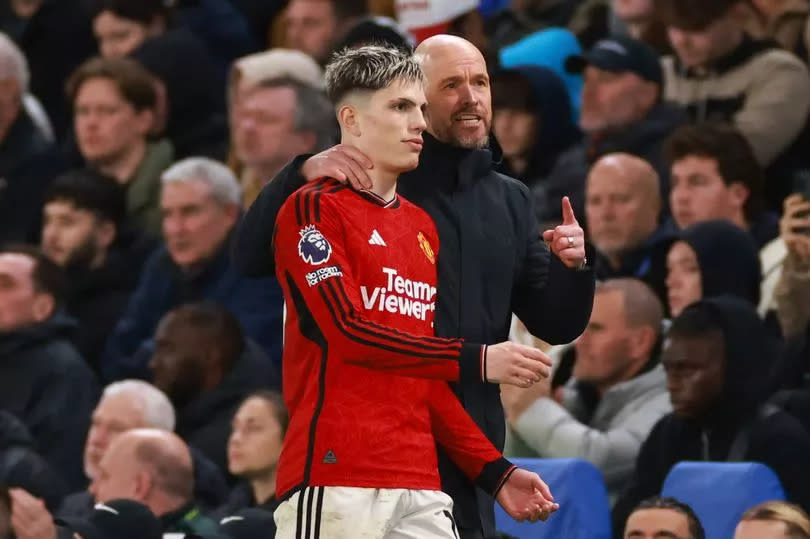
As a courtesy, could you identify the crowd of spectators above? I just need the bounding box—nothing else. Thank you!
[1,0,810,537]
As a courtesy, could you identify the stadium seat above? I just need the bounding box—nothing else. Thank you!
[661,461,786,539]
[494,458,612,539]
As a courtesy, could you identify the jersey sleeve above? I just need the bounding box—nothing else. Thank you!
[428,381,516,497]
[272,183,483,380]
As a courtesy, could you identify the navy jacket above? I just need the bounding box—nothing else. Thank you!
[233,133,595,534]
[102,236,283,383]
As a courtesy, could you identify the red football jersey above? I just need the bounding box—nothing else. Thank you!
[272,178,513,500]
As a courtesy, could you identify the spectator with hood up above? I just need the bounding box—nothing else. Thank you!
[492,65,582,225]
[149,304,275,475]
[666,220,762,318]
[612,296,810,531]
[133,29,228,161]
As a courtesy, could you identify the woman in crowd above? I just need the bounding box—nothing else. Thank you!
[220,391,287,517]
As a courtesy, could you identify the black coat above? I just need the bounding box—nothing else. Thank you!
[593,225,676,311]
[176,340,275,477]
[0,314,99,491]
[612,297,810,536]
[64,228,157,373]
[233,133,595,534]
[539,102,686,223]
[0,111,65,246]
[0,411,67,510]
[0,0,96,138]
[214,481,279,519]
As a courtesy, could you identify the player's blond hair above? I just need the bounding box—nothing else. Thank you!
[324,45,424,105]
[740,501,810,538]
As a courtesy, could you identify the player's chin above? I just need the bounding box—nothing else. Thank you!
[393,155,420,173]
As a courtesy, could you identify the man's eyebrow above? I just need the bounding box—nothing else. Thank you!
[439,75,463,85]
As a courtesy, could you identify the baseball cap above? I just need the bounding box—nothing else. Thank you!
[565,36,663,85]
[55,499,162,539]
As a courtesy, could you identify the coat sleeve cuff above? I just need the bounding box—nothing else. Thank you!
[476,457,517,497]
[460,343,486,385]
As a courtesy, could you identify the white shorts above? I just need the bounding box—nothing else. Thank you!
[274,486,459,539]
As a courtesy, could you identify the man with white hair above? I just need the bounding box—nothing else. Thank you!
[102,157,283,384]
[0,32,64,246]
[8,380,227,537]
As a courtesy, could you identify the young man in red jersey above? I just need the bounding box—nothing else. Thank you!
[272,45,558,538]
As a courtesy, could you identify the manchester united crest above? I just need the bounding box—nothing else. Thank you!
[417,232,435,264]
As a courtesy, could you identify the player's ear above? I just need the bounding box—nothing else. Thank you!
[338,103,362,137]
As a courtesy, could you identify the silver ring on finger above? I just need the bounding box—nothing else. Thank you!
[567,236,575,247]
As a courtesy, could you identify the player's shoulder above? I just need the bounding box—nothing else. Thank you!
[397,193,439,239]
[278,177,351,223]
[397,192,430,218]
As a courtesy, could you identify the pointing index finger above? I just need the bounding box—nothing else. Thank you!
[561,196,578,225]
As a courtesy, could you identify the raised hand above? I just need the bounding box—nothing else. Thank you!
[485,341,552,387]
[300,144,374,190]
[542,196,587,269]
[496,468,560,523]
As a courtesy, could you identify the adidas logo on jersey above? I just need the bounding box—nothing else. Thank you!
[323,450,337,464]
[368,229,386,246]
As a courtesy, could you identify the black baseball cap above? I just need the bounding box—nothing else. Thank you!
[565,36,663,85]
[55,499,162,539]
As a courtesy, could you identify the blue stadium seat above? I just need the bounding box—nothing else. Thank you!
[494,458,612,539]
[661,461,786,539]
